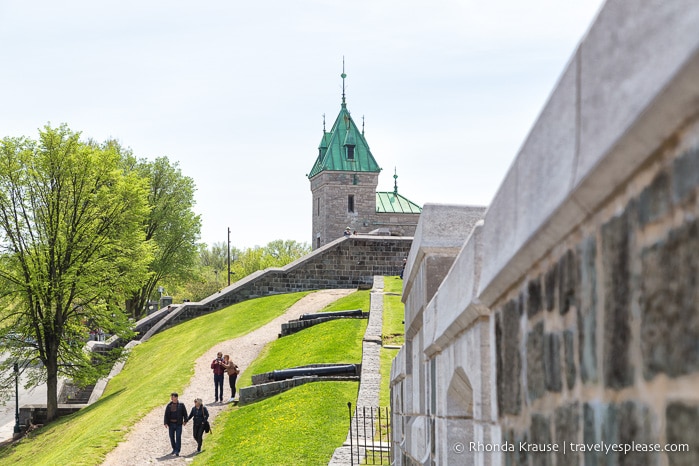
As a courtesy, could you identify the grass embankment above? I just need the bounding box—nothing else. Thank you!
[0,292,310,466]
[197,290,371,465]
[380,277,404,407]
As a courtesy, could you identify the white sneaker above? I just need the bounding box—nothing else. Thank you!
[228,397,235,403]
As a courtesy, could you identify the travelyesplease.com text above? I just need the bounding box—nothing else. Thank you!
[453,441,689,455]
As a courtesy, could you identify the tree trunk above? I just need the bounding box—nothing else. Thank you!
[45,353,59,423]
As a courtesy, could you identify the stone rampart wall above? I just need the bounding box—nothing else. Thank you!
[141,235,412,340]
[391,1,699,465]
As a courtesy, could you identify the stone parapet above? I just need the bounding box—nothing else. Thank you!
[391,1,699,464]
[140,235,411,341]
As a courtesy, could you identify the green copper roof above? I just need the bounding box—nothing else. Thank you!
[308,103,381,178]
[376,191,422,214]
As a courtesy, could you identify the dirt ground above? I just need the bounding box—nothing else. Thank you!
[100,289,355,466]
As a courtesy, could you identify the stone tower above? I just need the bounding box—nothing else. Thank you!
[308,69,381,249]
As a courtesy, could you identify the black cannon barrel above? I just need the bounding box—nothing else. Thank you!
[298,309,363,321]
[270,364,358,381]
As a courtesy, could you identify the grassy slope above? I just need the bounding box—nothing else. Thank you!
[195,381,357,466]
[380,277,404,407]
[0,291,310,466]
[198,290,370,464]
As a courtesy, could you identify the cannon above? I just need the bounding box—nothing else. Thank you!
[298,309,363,321]
[270,364,358,381]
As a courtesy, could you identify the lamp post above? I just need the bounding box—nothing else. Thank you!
[227,227,231,287]
[13,362,20,434]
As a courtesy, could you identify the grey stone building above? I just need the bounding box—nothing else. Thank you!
[308,72,421,249]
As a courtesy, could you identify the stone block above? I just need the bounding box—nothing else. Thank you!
[673,145,699,203]
[527,276,542,317]
[527,322,545,402]
[513,57,578,253]
[577,236,598,384]
[583,402,604,466]
[603,401,658,466]
[544,332,562,393]
[641,219,699,379]
[666,402,699,466]
[638,169,671,226]
[601,208,634,389]
[554,403,580,466]
[479,170,520,301]
[577,0,699,187]
[496,301,522,415]
[545,267,556,312]
[563,329,576,390]
[557,249,578,315]
[530,414,552,466]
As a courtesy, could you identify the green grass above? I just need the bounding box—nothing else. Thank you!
[380,278,404,408]
[318,289,371,313]
[379,348,400,408]
[383,276,403,294]
[382,286,404,347]
[196,291,371,465]
[238,318,367,388]
[238,290,370,389]
[194,381,357,466]
[0,291,310,466]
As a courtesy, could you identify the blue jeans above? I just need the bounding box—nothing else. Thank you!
[168,423,182,454]
[214,373,224,401]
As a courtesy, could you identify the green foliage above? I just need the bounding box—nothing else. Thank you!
[176,239,311,302]
[127,156,201,318]
[195,382,357,466]
[0,292,310,465]
[0,125,150,417]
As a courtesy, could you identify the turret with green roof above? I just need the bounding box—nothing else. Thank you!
[309,64,421,249]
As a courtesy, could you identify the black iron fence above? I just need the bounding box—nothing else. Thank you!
[347,402,391,465]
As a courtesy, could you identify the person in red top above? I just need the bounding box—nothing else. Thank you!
[210,351,226,402]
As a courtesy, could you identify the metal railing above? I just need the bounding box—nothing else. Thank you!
[347,402,391,465]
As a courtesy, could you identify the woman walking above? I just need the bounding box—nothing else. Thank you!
[222,354,240,402]
[187,398,209,453]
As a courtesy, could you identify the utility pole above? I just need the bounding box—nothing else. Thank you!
[14,362,20,435]
[227,227,231,287]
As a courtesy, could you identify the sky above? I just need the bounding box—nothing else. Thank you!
[0,0,605,249]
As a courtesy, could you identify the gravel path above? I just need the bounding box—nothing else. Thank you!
[101,289,355,466]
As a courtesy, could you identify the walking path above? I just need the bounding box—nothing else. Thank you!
[100,288,354,466]
[329,276,385,465]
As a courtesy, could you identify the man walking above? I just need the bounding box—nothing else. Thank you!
[210,351,226,402]
[163,392,188,456]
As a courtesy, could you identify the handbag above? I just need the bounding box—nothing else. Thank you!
[203,419,211,434]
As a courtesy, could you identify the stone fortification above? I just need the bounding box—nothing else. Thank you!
[391,1,699,465]
[139,235,412,340]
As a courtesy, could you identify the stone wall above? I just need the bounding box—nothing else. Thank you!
[141,235,412,340]
[391,1,699,465]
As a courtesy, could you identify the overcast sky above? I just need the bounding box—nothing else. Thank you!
[0,0,605,248]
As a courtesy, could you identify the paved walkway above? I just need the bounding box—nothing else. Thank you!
[329,276,385,465]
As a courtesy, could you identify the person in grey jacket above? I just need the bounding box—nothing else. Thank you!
[187,398,210,453]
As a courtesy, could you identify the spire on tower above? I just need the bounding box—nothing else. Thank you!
[341,56,347,107]
[393,168,398,195]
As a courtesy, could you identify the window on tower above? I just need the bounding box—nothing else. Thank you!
[348,194,355,213]
[347,145,355,160]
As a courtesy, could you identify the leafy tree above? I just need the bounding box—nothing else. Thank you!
[126,157,201,318]
[0,125,150,422]
[170,240,310,302]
